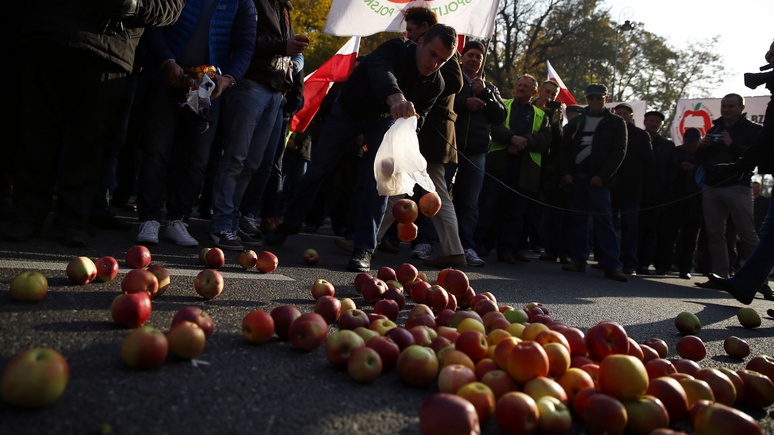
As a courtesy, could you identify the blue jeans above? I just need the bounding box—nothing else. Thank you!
[568,173,623,270]
[731,197,774,297]
[450,152,486,250]
[283,104,372,228]
[138,83,221,222]
[351,117,395,252]
[209,80,282,232]
[237,108,284,221]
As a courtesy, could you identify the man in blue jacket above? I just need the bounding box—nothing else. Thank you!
[267,24,458,272]
[134,0,257,248]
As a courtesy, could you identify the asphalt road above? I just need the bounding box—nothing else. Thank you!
[1,210,773,434]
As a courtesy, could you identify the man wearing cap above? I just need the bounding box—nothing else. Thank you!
[450,39,507,267]
[566,105,583,121]
[694,93,763,282]
[638,110,679,275]
[659,127,704,279]
[612,103,654,275]
[560,83,628,281]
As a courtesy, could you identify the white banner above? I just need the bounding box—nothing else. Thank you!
[323,0,500,40]
[669,96,768,145]
[605,100,648,129]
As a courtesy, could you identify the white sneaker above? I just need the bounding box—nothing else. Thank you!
[162,219,198,247]
[240,216,260,236]
[411,243,433,260]
[136,220,161,244]
[465,248,486,267]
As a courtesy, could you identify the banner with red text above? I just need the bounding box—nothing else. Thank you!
[324,0,500,39]
[669,96,768,144]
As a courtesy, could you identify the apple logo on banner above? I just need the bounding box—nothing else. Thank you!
[678,102,714,138]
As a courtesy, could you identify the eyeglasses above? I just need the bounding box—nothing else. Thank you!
[586,95,605,101]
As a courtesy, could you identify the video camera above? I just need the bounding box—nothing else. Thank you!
[744,50,774,90]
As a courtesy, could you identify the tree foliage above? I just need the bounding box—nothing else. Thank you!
[290,0,726,124]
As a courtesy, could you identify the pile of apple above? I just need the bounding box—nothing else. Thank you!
[236,263,774,435]
[392,193,443,243]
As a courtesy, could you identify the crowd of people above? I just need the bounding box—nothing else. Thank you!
[3,5,772,299]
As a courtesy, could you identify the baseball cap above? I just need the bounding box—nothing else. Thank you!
[585,83,608,97]
[683,127,701,143]
[644,110,665,121]
[566,105,584,114]
[614,102,633,112]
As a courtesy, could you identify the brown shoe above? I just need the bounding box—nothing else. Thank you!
[423,254,466,269]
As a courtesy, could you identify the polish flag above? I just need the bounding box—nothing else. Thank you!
[291,36,361,133]
[546,60,577,105]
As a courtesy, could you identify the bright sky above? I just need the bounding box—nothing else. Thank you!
[605,0,773,99]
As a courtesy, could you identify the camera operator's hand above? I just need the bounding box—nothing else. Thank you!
[718,131,732,147]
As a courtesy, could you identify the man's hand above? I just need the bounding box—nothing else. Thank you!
[386,93,416,120]
[589,176,603,187]
[507,135,528,154]
[286,35,308,56]
[210,75,234,100]
[471,76,485,94]
[466,97,486,112]
[162,60,185,87]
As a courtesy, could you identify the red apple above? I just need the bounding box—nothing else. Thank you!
[382,286,406,311]
[241,309,275,344]
[419,191,442,217]
[361,277,387,304]
[425,284,449,312]
[204,247,225,269]
[171,306,215,338]
[198,247,211,265]
[125,245,151,269]
[167,321,206,360]
[480,368,517,400]
[95,256,119,282]
[347,346,382,383]
[1,348,68,407]
[639,344,660,364]
[645,358,677,380]
[237,250,258,270]
[419,393,480,435]
[646,376,689,423]
[310,278,335,300]
[437,363,477,394]
[585,321,629,362]
[583,393,628,435]
[385,326,416,351]
[442,268,470,299]
[409,325,437,347]
[440,349,476,372]
[556,367,595,406]
[746,355,774,381]
[507,340,549,384]
[396,344,439,388]
[270,305,301,341]
[120,268,159,296]
[543,341,571,378]
[691,401,763,435]
[9,271,48,302]
[559,327,588,357]
[373,298,400,322]
[456,381,496,424]
[66,256,97,284]
[495,391,538,434]
[314,295,342,324]
[365,335,400,371]
[325,329,365,369]
[410,280,431,304]
[723,335,751,359]
[623,395,670,435]
[718,367,746,405]
[194,269,224,300]
[288,313,328,351]
[695,367,737,406]
[523,376,568,405]
[671,358,701,376]
[302,248,319,265]
[736,369,774,408]
[353,272,373,293]
[455,330,489,363]
[337,308,369,331]
[643,338,669,358]
[111,291,152,328]
[675,335,706,361]
[119,325,168,370]
[392,198,419,224]
[395,263,419,287]
[146,265,170,298]
[679,378,716,407]
[573,386,600,416]
[396,222,418,242]
[255,251,278,273]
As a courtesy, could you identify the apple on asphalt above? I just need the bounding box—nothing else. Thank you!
[456,381,496,424]
[120,268,159,297]
[313,295,342,324]
[125,245,152,269]
[120,325,169,370]
[347,346,383,383]
[9,271,49,302]
[365,335,400,371]
[111,291,152,328]
[255,251,278,273]
[585,320,630,362]
[1,348,69,408]
[325,329,365,369]
[288,312,328,351]
[397,344,439,388]
[270,305,301,341]
[310,278,335,300]
[66,256,98,285]
[146,265,170,298]
[241,309,275,344]
[194,269,224,300]
[495,391,539,434]
[172,306,215,338]
[95,256,120,282]
[237,250,258,270]
[419,393,480,435]
[302,248,319,265]
[167,321,206,360]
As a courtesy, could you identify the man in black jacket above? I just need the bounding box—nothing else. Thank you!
[560,84,628,282]
[4,0,184,246]
[267,24,458,273]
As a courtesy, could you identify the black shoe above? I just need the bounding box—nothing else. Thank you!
[3,222,40,242]
[605,269,628,282]
[759,284,774,301]
[539,253,557,262]
[62,228,88,248]
[679,272,692,280]
[378,238,400,254]
[696,273,753,305]
[90,210,131,231]
[561,262,586,273]
[636,268,650,276]
[265,223,301,246]
[348,250,372,272]
[768,308,774,318]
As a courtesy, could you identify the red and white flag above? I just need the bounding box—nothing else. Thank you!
[546,60,577,106]
[290,36,361,134]
[324,0,500,40]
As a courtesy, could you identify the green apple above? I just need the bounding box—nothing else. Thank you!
[674,311,701,335]
[737,307,762,329]
[9,271,48,302]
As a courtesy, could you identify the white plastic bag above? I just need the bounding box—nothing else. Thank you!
[373,117,436,196]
